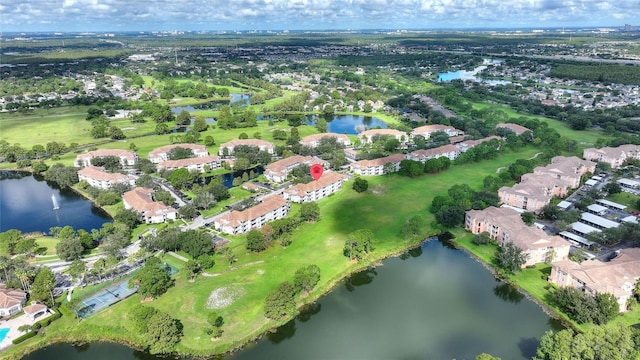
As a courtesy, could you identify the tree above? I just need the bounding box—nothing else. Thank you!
[145,311,183,354]
[56,237,84,261]
[246,230,267,252]
[494,242,526,273]
[264,281,297,320]
[43,163,79,188]
[185,260,201,281]
[30,267,56,306]
[352,177,369,193]
[293,265,321,294]
[398,160,423,177]
[130,258,173,299]
[472,232,491,245]
[178,204,199,220]
[594,292,619,325]
[535,325,640,360]
[67,259,86,284]
[299,202,320,222]
[203,311,225,338]
[435,206,465,228]
[475,354,501,360]
[520,212,536,226]
[114,209,140,229]
[603,181,622,195]
[343,229,375,261]
[180,230,213,258]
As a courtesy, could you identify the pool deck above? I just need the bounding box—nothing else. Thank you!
[0,310,54,351]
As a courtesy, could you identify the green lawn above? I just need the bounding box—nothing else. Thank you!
[471,102,611,148]
[606,192,640,211]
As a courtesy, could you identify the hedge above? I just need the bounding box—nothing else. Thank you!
[12,331,37,344]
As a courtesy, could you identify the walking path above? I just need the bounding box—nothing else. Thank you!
[495,152,542,173]
[167,251,189,262]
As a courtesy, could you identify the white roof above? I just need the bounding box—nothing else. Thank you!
[587,204,608,214]
[580,212,620,229]
[595,199,627,210]
[571,222,601,235]
[557,200,572,209]
[500,204,525,213]
[585,179,598,186]
[559,231,594,246]
[591,176,603,181]
[622,216,639,224]
[617,178,640,187]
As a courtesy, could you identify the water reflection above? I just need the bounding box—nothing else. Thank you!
[296,302,321,323]
[266,320,296,344]
[344,267,377,292]
[493,283,525,304]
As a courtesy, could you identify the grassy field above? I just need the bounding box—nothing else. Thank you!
[606,192,640,211]
[471,102,611,148]
[3,145,544,359]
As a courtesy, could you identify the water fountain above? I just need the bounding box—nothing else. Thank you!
[51,193,60,210]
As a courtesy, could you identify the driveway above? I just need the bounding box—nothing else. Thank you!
[0,310,54,350]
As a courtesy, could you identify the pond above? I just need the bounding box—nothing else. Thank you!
[23,238,561,360]
[0,171,112,233]
[305,114,387,135]
[170,94,251,114]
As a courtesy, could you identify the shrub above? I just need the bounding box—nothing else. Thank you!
[12,331,37,344]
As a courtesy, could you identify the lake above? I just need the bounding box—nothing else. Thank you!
[23,238,561,360]
[170,94,251,114]
[0,171,112,234]
[306,114,387,134]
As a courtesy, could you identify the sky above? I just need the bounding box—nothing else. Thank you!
[1,0,639,33]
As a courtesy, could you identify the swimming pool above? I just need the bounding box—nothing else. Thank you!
[0,327,10,343]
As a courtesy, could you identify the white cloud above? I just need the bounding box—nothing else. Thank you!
[0,0,638,31]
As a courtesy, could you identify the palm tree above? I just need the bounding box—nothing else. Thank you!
[0,256,10,282]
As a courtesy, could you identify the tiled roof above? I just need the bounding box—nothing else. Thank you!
[300,133,351,147]
[358,129,407,139]
[496,123,530,135]
[219,139,275,149]
[216,195,288,227]
[77,166,132,183]
[351,154,406,170]
[0,285,26,309]
[148,143,208,159]
[23,303,48,315]
[265,155,323,175]
[285,172,348,197]
[76,149,136,161]
[122,187,175,218]
[408,144,459,160]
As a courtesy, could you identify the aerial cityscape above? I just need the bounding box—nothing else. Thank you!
[1,1,640,359]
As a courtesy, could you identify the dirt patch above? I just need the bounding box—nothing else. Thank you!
[206,285,246,309]
[372,184,387,196]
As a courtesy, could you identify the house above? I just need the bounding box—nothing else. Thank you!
[77,166,136,190]
[350,154,406,176]
[300,133,351,148]
[75,149,138,168]
[0,284,27,317]
[499,174,571,213]
[23,303,49,321]
[411,124,464,139]
[122,187,177,224]
[218,139,275,156]
[549,248,640,312]
[405,145,460,162]
[344,148,360,161]
[157,155,222,173]
[284,171,349,203]
[583,144,640,168]
[465,206,571,267]
[496,123,530,136]
[357,129,407,145]
[148,143,209,163]
[533,156,596,188]
[213,194,290,234]
[264,155,327,183]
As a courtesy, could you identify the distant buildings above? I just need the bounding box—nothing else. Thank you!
[157,155,222,173]
[496,123,530,136]
[465,206,571,267]
[77,166,135,190]
[213,194,290,234]
[549,248,640,312]
[499,174,571,213]
[533,156,596,188]
[148,143,209,163]
[358,129,407,144]
[75,149,138,168]
[405,145,460,162]
[300,133,351,148]
[218,139,275,156]
[264,155,327,183]
[350,154,406,176]
[122,187,177,224]
[583,144,640,169]
[410,124,464,139]
[284,171,348,203]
